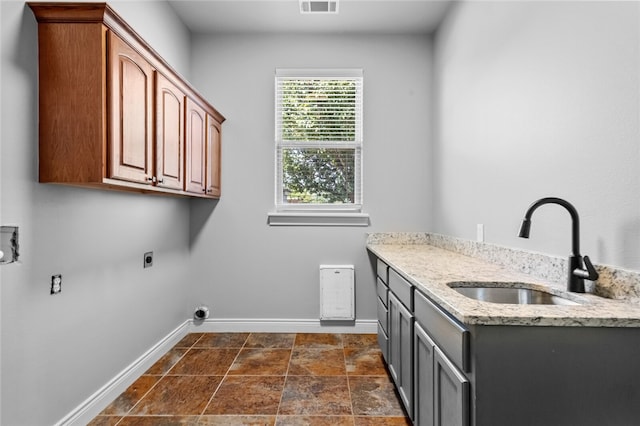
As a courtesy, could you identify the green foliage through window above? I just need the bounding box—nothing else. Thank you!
[282,147,355,204]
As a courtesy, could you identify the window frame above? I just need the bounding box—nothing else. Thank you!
[273,68,364,215]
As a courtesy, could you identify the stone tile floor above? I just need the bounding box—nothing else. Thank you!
[88,332,410,425]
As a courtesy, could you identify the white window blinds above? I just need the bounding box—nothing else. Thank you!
[275,69,363,210]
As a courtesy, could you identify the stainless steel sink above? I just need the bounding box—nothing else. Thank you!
[450,284,581,306]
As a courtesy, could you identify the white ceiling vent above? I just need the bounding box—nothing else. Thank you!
[300,0,339,14]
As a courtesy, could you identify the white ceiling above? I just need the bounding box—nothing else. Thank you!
[167,0,453,35]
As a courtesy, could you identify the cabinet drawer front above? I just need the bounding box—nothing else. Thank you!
[377,296,389,334]
[389,268,413,310]
[377,322,389,362]
[376,259,388,283]
[377,277,388,307]
[415,290,470,373]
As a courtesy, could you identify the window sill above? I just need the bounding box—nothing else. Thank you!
[267,211,370,227]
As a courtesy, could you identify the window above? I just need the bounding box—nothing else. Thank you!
[274,69,363,214]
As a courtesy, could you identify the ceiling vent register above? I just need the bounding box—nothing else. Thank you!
[300,0,339,14]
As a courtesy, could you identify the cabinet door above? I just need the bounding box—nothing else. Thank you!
[377,296,389,362]
[388,292,402,383]
[388,292,414,419]
[185,98,207,194]
[415,323,435,426]
[156,73,184,190]
[205,114,222,197]
[377,322,389,363]
[434,347,470,426]
[108,32,154,184]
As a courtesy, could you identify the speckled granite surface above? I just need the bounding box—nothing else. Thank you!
[367,232,640,327]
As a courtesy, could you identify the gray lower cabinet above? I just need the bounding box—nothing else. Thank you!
[376,257,469,426]
[415,322,470,426]
[373,254,640,426]
[377,293,389,362]
[414,285,470,426]
[376,260,390,362]
[414,323,435,426]
[433,346,469,426]
[388,291,414,419]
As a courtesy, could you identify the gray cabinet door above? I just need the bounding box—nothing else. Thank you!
[434,346,469,426]
[388,292,414,419]
[413,323,435,426]
[414,323,435,426]
[387,292,401,383]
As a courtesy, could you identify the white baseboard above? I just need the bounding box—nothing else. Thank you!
[190,318,378,334]
[55,317,377,425]
[55,320,191,426]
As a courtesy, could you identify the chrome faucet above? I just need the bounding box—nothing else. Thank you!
[518,197,598,293]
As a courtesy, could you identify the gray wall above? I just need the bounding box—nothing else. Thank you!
[3,0,638,424]
[187,33,433,321]
[433,1,640,271]
[0,1,193,425]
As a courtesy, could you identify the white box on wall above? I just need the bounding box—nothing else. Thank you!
[319,265,355,320]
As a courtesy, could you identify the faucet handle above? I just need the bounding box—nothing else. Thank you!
[574,255,599,281]
[583,256,599,281]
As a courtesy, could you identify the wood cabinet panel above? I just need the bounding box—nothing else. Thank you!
[185,98,207,195]
[206,115,222,197]
[156,73,185,190]
[108,31,154,184]
[184,100,222,198]
[36,22,106,184]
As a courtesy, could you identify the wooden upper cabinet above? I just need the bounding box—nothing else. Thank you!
[108,32,154,185]
[185,98,207,195]
[156,73,185,191]
[28,2,225,198]
[206,115,222,197]
[184,99,223,198]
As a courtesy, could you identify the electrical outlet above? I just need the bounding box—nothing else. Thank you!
[477,224,485,242]
[143,251,153,268]
[51,274,62,294]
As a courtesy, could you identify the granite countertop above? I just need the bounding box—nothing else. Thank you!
[367,233,640,327]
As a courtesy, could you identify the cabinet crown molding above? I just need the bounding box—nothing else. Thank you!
[28,2,111,22]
